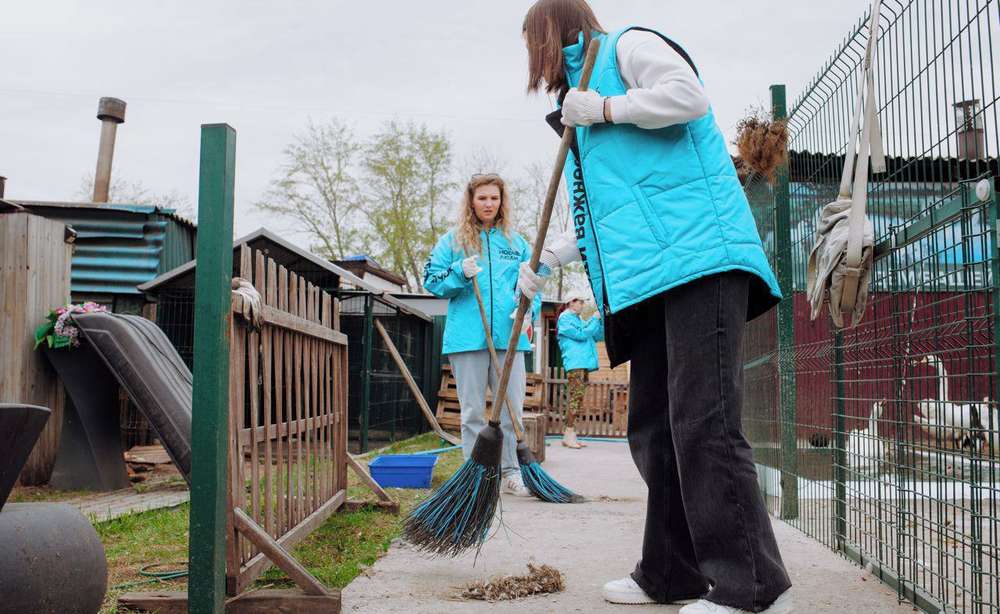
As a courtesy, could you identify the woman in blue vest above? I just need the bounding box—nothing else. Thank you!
[556,290,603,449]
[517,2,792,613]
[423,173,541,498]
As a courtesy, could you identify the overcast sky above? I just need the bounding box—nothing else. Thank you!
[2,0,874,238]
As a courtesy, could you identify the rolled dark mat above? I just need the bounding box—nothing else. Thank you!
[72,312,193,485]
[0,503,108,614]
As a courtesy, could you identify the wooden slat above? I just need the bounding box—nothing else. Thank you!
[292,273,304,526]
[259,305,347,345]
[346,455,398,510]
[227,323,246,584]
[118,590,342,614]
[279,266,292,535]
[299,283,316,515]
[237,489,346,593]
[339,347,348,493]
[233,508,330,596]
[259,252,274,537]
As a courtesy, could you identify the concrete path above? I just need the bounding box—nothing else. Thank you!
[343,441,913,613]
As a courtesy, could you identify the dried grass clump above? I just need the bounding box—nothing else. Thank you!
[461,563,565,601]
[734,108,789,182]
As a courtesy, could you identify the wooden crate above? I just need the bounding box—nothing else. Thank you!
[435,364,543,435]
[522,412,546,463]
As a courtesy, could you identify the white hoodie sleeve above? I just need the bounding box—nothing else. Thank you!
[606,30,710,130]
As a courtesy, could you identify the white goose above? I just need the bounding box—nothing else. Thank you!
[847,400,887,470]
[912,355,988,450]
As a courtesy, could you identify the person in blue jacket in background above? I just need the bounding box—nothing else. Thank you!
[423,173,541,498]
[556,290,603,449]
[516,1,793,613]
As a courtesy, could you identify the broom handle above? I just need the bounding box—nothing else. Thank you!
[487,38,601,424]
[471,276,525,441]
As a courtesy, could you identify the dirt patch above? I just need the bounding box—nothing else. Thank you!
[460,563,565,602]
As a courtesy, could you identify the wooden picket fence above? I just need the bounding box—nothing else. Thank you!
[543,367,628,437]
[226,246,350,594]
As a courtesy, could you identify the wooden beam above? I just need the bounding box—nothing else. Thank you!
[236,489,346,593]
[346,454,396,508]
[373,319,460,446]
[232,508,329,596]
[231,298,347,346]
[117,589,341,614]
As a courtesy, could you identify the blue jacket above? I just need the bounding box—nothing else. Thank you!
[557,310,603,372]
[423,228,541,355]
[561,28,781,318]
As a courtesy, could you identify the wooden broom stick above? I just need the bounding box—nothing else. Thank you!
[487,38,601,424]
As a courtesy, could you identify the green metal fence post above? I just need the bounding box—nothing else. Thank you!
[833,331,847,551]
[360,294,374,453]
[188,123,237,613]
[771,84,799,520]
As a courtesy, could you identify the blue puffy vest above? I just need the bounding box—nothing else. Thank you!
[557,310,603,372]
[561,28,781,318]
[423,228,540,355]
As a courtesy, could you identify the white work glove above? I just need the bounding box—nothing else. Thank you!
[561,88,606,127]
[510,310,534,342]
[542,232,583,271]
[461,256,482,279]
[516,262,544,300]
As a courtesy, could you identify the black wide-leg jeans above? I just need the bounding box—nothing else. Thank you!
[626,271,791,612]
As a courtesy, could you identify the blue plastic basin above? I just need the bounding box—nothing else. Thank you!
[368,454,438,489]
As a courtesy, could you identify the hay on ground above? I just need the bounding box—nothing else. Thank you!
[461,563,565,601]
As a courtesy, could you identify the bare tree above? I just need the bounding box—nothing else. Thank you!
[76,175,194,219]
[254,119,364,260]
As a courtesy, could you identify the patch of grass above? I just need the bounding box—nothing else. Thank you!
[98,503,190,613]
[89,432,463,612]
[259,433,464,589]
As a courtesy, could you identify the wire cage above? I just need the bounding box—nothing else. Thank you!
[743,1,1000,611]
[339,292,436,453]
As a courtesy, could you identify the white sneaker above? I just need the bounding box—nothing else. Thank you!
[603,576,656,605]
[501,473,532,497]
[679,589,793,614]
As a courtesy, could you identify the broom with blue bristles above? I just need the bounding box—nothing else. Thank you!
[470,276,584,504]
[403,38,599,556]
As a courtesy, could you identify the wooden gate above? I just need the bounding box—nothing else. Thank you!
[543,367,628,437]
[226,246,349,594]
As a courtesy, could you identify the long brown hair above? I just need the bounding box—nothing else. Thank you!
[523,0,605,95]
[455,174,512,255]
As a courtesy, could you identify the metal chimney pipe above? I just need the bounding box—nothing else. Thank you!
[0,176,6,199]
[92,97,126,203]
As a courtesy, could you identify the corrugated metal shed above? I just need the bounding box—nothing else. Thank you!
[13,201,196,306]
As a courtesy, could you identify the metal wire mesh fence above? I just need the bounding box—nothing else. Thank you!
[340,293,436,453]
[744,1,1000,611]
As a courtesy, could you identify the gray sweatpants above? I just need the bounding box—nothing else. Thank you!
[448,349,525,477]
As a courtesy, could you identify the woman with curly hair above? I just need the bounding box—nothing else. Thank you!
[423,173,541,497]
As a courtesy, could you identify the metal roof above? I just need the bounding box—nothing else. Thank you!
[139,227,430,322]
[14,200,197,297]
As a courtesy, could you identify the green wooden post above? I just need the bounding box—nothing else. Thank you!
[188,123,237,613]
[771,84,799,520]
[360,294,374,452]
